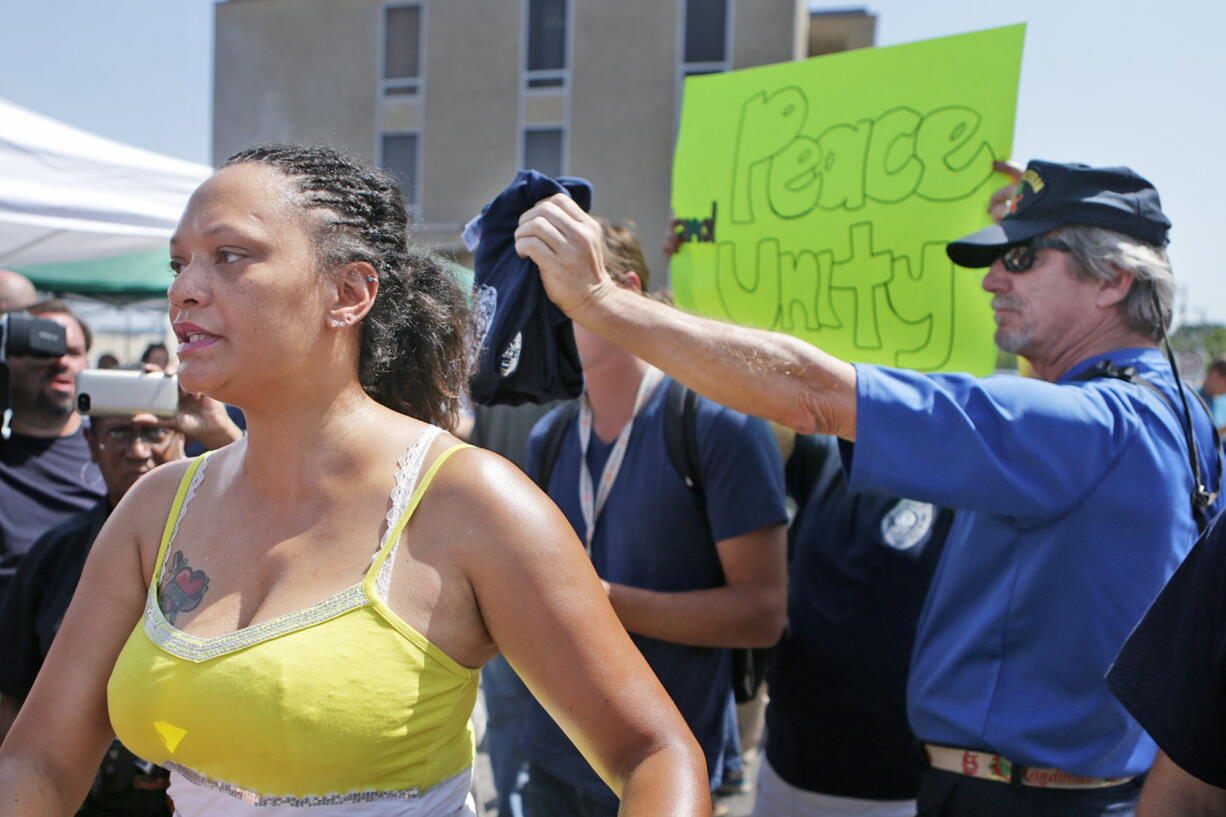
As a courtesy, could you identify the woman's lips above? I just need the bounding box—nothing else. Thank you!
[173,321,222,355]
[177,333,221,355]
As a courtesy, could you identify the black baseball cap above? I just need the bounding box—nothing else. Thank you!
[946,160,1172,268]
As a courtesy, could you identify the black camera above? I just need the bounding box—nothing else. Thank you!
[0,313,68,361]
[1,313,70,440]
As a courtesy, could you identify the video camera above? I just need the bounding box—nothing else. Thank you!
[1,313,70,439]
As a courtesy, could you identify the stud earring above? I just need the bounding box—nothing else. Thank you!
[366,275,377,282]
[329,318,345,328]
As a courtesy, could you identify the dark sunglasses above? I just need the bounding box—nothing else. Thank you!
[997,239,1072,273]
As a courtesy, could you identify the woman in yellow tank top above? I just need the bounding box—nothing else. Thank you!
[0,146,709,816]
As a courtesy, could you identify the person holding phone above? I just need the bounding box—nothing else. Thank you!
[0,145,708,817]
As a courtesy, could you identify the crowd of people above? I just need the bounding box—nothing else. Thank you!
[0,144,1222,817]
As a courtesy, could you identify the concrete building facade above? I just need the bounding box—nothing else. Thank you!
[213,0,876,271]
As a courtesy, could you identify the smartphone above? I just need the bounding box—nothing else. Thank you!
[76,370,179,417]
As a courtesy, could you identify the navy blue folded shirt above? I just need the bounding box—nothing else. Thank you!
[468,170,588,406]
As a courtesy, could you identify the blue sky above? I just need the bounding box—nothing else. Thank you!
[2,0,1224,322]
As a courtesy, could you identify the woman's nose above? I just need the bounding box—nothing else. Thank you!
[167,257,208,310]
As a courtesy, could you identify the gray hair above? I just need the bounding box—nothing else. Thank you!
[1051,225,1175,340]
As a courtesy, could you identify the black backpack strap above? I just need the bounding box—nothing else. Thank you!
[663,378,773,703]
[785,433,843,514]
[682,387,704,506]
[664,379,704,510]
[531,400,580,491]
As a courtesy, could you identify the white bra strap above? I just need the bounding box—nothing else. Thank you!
[373,425,446,601]
[157,455,211,587]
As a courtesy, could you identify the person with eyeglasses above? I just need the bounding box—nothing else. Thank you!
[0,403,239,817]
[514,159,1223,817]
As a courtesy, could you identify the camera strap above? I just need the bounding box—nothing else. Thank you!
[1075,357,1220,534]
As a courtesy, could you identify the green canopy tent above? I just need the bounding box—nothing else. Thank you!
[16,250,472,309]
[15,249,172,303]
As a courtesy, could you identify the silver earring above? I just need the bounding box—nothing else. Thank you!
[330,319,345,328]
[366,276,377,282]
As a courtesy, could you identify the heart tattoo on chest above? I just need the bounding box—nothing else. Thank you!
[160,550,211,625]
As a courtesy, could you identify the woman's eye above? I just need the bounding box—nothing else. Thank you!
[218,250,243,264]
[168,260,183,276]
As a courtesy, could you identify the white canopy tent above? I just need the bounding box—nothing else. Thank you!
[0,97,211,271]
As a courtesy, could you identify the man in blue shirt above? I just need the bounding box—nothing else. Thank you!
[518,220,788,817]
[515,160,1220,816]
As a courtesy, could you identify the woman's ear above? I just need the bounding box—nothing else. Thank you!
[325,262,378,330]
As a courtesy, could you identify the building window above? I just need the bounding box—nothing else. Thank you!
[523,128,564,178]
[381,133,419,207]
[521,1,568,176]
[383,4,422,95]
[527,0,566,71]
[525,0,568,89]
[681,0,731,76]
[684,0,728,63]
[676,0,731,128]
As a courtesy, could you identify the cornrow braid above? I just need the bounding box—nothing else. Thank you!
[224,144,472,430]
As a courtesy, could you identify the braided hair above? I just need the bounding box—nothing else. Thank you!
[223,144,471,430]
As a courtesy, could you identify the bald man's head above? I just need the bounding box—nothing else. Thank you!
[0,269,37,313]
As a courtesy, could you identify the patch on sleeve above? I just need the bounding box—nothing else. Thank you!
[881,499,935,550]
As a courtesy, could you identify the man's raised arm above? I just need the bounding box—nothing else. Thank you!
[514,193,858,439]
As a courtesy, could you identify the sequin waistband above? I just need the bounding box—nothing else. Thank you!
[166,763,474,815]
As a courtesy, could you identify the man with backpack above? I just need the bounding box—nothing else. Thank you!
[517,219,788,817]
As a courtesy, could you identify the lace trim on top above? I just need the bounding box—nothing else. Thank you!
[144,427,444,663]
[374,425,445,602]
[158,456,211,587]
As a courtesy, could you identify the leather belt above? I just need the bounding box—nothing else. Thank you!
[925,744,1134,790]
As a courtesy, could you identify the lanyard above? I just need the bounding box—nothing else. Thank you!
[577,366,664,552]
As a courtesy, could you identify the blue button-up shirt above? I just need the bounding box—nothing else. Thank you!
[847,347,1222,778]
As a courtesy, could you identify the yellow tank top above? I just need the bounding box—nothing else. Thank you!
[107,429,479,807]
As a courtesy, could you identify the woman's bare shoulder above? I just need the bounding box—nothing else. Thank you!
[427,439,540,500]
[421,442,573,557]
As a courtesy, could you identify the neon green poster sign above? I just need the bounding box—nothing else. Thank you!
[669,25,1025,375]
